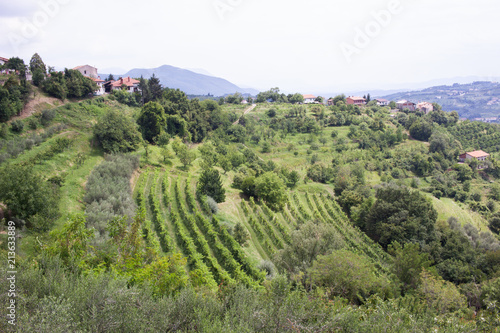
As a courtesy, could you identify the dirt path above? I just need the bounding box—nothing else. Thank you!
[233,104,256,125]
[11,94,64,121]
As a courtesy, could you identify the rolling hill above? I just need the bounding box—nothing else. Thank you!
[113,65,259,96]
[380,81,500,120]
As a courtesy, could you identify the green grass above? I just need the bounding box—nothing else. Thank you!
[426,194,490,231]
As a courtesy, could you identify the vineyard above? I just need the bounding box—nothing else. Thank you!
[134,167,391,287]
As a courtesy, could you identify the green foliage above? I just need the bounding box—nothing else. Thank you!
[112,89,141,106]
[29,53,46,74]
[10,119,24,132]
[418,269,467,314]
[137,101,166,143]
[309,249,391,303]
[0,164,59,230]
[388,241,432,294]
[364,184,437,248]
[84,155,139,237]
[255,171,287,211]
[93,109,142,153]
[197,168,226,203]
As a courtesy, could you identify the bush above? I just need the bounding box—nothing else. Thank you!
[93,109,142,153]
[10,120,24,133]
[28,117,39,130]
[40,109,56,126]
[206,196,218,214]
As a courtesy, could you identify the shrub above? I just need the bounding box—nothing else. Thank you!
[40,109,56,126]
[206,196,218,214]
[10,120,24,133]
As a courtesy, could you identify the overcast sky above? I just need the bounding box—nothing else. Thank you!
[1,0,499,94]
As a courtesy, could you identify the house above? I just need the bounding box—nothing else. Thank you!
[327,98,335,106]
[110,77,141,93]
[459,150,490,169]
[396,100,416,111]
[375,98,389,106]
[73,65,98,79]
[303,94,316,104]
[346,96,366,105]
[0,57,15,75]
[91,77,105,95]
[417,102,434,114]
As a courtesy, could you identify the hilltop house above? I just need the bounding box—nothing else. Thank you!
[0,57,15,75]
[91,77,105,95]
[375,98,389,106]
[417,102,434,114]
[108,77,141,94]
[346,96,366,105]
[459,150,490,169]
[303,94,316,104]
[396,100,416,111]
[73,65,98,79]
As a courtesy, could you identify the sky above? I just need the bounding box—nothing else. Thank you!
[1,0,500,94]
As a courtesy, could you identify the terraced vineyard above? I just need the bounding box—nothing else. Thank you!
[134,169,265,287]
[134,168,391,287]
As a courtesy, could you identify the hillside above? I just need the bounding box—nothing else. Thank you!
[381,81,500,120]
[2,90,500,331]
[115,65,259,96]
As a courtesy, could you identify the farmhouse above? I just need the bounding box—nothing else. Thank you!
[417,102,434,114]
[303,94,316,104]
[0,57,15,75]
[459,150,490,169]
[346,96,366,105]
[73,65,98,79]
[91,77,105,96]
[375,98,389,106]
[109,77,141,94]
[396,100,416,111]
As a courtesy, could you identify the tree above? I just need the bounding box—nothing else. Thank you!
[233,223,249,245]
[29,53,46,74]
[137,102,166,143]
[364,184,437,248]
[32,68,45,86]
[289,93,304,104]
[255,172,287,210]
[197,168,226,203]
[106,74,115,81]
[409,119,433,141]
[176,143,196,168]
[6,57,26,74]
[308,250,390,303]
[93,109,142,153]
[0,164,59,230]
[388,241,432,294]
[148,74,162,101]
[418,269,466,314]
[274,221,344,281]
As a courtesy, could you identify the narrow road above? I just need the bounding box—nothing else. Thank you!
[233,104,256,125]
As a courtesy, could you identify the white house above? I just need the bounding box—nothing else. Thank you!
[303,94,316,104]
[92,77,105,95]
[375,98,389,106]
[0,56,15,75]
[73,65,98,79]
[459,150,490,169]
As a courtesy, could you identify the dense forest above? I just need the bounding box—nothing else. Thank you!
[1,56,500,331]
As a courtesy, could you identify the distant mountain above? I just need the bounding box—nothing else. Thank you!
[380,81,500,120]
[116,65,258,96]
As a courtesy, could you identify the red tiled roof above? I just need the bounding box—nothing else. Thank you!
[467,150,490,158]
[91,77,105,82]
[111,77,140,87]
[303,94,316,99]
[348,96,365,101]
[0,57,9,62]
